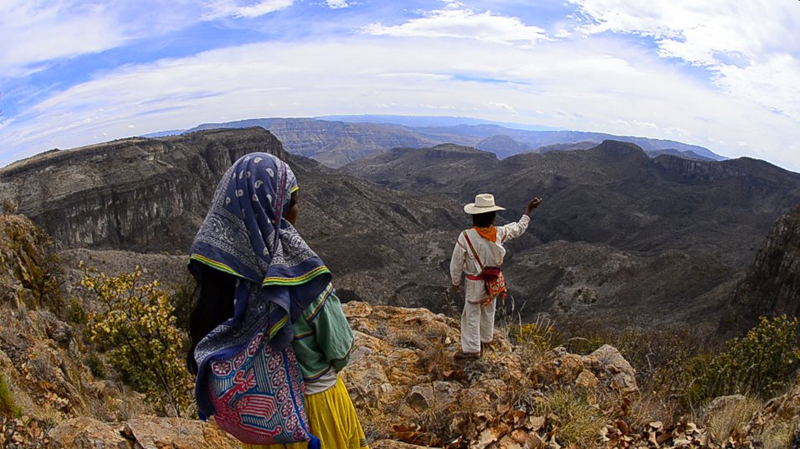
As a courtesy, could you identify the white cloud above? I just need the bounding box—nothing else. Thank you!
[2,36,799,171]
[0,0,294,77]
[325,0,349,9]
[568,0,800,120]
[0,1,130,77]
[489,102,518,115]
[202,0,294,19]
[362,3,548,47]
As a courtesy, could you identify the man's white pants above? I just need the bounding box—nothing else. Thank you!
[461,298,496,354]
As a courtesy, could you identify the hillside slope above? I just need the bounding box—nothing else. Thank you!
[3,131,796,327]
[345,140,800,267]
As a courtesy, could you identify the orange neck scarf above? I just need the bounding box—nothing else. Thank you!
[472,226,497,242]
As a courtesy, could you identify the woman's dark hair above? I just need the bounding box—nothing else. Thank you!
[472,211,496,228]
[186,264,236,375]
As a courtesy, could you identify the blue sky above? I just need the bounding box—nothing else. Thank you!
[1,0,799,170]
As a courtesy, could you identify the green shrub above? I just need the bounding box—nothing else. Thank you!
[168,278,195,331]
[1,199,17,215]
[0,372,19,417]
[67,297,86,325]
[690,315,800,404]
[86,352,107,379]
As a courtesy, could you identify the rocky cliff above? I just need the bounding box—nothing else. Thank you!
[0,128,287,252]
[722,205,800,333]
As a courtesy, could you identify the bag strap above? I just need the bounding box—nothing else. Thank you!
[462,231,484,271]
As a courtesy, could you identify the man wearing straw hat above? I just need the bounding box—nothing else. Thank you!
[450,194,542,359]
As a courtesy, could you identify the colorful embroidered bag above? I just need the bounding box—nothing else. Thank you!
[208,331,320,448]
[463,231,507,305]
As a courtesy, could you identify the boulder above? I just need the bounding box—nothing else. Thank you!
[122,417,238,449]
[48,417,131,449]
[589,344,638,394]
[406,381,458,411]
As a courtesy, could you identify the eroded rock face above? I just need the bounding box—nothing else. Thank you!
[0,128,286,252]
[724,205,800,333]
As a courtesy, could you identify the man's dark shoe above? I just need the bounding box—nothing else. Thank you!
[454,350,481,360]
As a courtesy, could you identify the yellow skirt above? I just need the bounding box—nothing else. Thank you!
[242,376,368,449]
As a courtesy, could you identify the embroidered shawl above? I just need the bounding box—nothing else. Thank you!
[189,152,331,417]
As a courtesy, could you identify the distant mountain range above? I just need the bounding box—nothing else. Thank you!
[4,128,795,330]
[143,115,725,167]
[317,114,562,131]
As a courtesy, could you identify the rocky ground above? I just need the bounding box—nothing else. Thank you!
[3,300,795,448]
[338,302,799,449]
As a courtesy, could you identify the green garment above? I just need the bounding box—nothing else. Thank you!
[290,282,354,381]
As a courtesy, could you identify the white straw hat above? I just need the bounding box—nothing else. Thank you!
[464,193,506,214]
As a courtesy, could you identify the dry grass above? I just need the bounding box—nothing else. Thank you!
[358,402,395,442]
[508,315,559,366]
[418,327,455,381]
[535,388,607,448]
[706,396,761,444]
[754,421,799,449]
[628,392,681,430]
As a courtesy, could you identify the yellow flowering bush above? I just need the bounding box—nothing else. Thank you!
[80,263,193,417]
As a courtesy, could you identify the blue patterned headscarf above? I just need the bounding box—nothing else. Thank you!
[189,152,331,417]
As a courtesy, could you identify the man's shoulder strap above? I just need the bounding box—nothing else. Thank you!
[462,230,483,270]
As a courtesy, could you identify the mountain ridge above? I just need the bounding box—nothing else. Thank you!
[163,116,726,167]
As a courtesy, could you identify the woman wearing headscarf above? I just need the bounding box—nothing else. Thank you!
[186,152,368,449]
